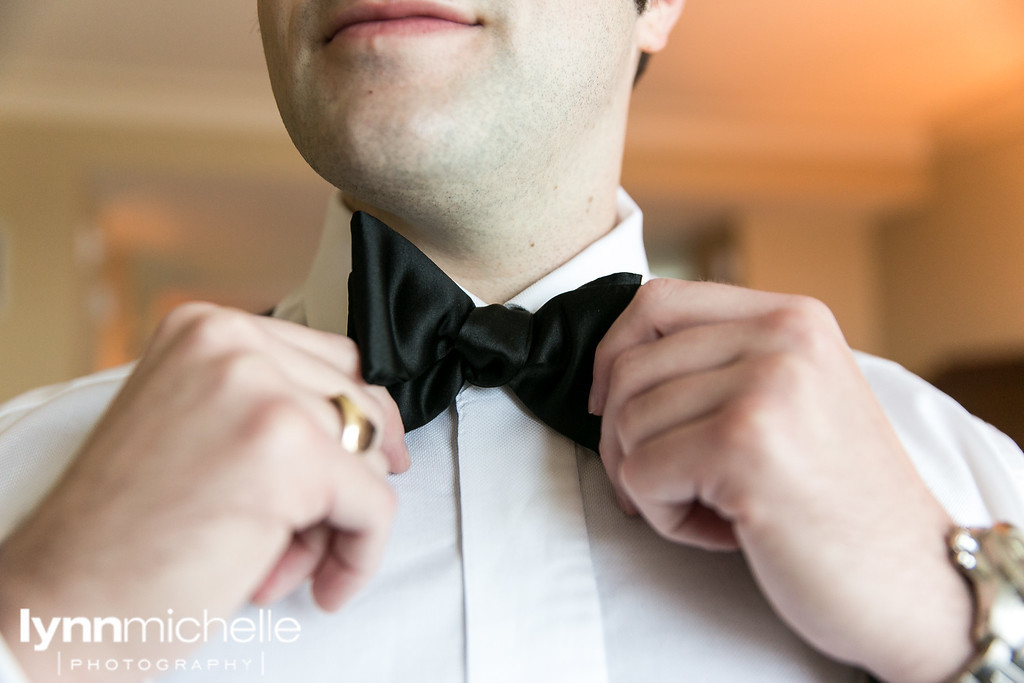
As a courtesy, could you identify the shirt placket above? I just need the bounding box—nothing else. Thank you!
[454,385,609,683]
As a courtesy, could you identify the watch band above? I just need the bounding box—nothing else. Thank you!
[953,636,1024,683]
[949,524,1024,683]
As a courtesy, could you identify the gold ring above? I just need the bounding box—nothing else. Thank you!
[329,394,376,453]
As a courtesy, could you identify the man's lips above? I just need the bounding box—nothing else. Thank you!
[325,2,480,42]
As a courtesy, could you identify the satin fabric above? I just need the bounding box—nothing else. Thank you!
[346,211,641,452]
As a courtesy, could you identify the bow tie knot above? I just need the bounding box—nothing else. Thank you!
[347,211,641,451]
[456,304,533,388]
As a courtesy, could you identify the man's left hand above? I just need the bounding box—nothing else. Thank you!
[590,278,973,683]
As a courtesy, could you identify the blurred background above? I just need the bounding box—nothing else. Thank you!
[1,0,1023,444]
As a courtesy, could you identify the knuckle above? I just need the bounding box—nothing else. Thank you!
[617,440,662,502]
[353,391,386,429]
[374,385,402,420]
[152,301,214,341]
[755,350,807,394]
[617,443,647,486]
[332,336,366,381]
[763,306,813,347]
[608,346,642,395]
[787,295,838,330]
[212,396,323,518]
[238,397,316,454]
[615,397,645,450]
[635,277,677,313]
[762,297,838,356]
[207,349,279,396]
[175,308,259,358]
[715,392,777,456]
[708,403,783,529]
[711,392,793,507]
[335,334,359,357]
[616,453,639,493]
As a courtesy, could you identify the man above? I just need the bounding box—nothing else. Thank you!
[0,0,1022,681]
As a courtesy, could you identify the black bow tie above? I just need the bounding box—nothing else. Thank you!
[346,212,641,452]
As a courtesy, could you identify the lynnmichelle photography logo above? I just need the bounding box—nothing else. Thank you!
[19,608,301,677]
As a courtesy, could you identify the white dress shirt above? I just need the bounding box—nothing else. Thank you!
[1,190,1023,682]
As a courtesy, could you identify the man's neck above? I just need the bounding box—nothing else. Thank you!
[342,184,621,304]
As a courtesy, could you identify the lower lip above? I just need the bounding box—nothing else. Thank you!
[332,17,477,40]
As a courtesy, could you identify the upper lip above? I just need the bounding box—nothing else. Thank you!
[325,2,479,42]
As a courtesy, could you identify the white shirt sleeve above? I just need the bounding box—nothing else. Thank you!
[0,365,131,541]
[0,369,133,682]
[856,352,1024,526]
[0,631,29,683]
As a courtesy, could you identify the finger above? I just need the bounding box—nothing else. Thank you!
[273,337,409,472]
[643,500,740,552]
[618,417,722,509]
[255,339,410,473]
[283,380,390,473]
[591,279,787,415]
[324,388,402,479]
[251,524,331,605]
[597,321,754,515]
[144,305,409,470]
[255,417,398,609]
[142,301,226,361]
[260,320,410,472]
[609,361,746,456]
[311,529,381,611]
[597,412,637,516]
[598,319,758,481]
[309,452,397,610]
[598,319,759,417]
[259,316,362,378]
[617,418,741,550]
[148,303,362,405]
[364,385,411,474]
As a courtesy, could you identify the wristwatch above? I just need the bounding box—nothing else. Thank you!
[948,523,1024,682]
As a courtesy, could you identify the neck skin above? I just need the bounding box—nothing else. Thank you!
[341,90,632,305]
[342,185,619,305]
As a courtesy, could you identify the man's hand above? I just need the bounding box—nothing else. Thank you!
[590,279,973,683]
[0,303,409,681]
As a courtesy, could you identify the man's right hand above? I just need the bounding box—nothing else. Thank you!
[0,303,409,681]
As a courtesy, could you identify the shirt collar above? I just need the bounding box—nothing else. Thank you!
[273,188,650,330]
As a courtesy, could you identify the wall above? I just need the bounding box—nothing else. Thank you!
[0,124,91,400]
[880,90,1024,376]
[736,208,883,355]
[0,118,329,402]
